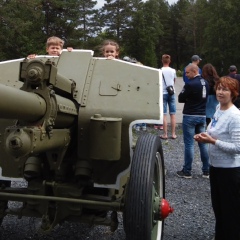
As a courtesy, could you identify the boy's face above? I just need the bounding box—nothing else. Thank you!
[46,45,62,56]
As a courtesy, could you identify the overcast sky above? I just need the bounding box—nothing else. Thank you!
[96,0,178,8]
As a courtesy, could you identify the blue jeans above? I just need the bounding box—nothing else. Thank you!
[182,115,209,173]
[163,94,176,115]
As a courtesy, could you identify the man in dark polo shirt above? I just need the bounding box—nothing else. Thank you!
[177,64,209,179]
[228,65,240,80]
[183,55,202,84]
[228,65,240,109]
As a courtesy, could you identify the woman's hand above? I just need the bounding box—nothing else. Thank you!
[194,132,216,144]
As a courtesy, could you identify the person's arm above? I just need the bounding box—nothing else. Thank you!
[182,68,186,83]
[174,70,177,84]
[195,117,240,153]
[214,120,240,153]
[198,68,202,75]
[194,132,216,144]
[178,84,189,103]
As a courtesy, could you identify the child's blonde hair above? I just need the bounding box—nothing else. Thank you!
[100,39,120,58]
[46,36,64,49]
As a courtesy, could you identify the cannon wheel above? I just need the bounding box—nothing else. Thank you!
[124,133,165,240]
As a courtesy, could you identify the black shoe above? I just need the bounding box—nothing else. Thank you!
[176,170,192,179]
[202,171,209,179]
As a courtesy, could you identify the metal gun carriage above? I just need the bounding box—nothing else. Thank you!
[0,50,173,240]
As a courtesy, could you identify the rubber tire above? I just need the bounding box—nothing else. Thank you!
[124,133,165,240]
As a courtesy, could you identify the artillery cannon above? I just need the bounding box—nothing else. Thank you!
[0,49,173,239]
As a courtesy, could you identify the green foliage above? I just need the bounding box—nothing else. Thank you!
[122,0,165,67]
[0,0,240,74]
[101,0,137,40]
[201,0,240,74]
[176,70,183,77]
[0,0,45,59]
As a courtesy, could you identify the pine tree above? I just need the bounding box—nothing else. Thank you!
[122,0,164,67]
[0,0,45,59]
[71,0,99,48]
[100,0,142,41]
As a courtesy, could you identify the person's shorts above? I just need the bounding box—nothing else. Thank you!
[163,93,176,115]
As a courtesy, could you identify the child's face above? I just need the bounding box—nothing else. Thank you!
[46,45,62,56]
[103,45,119,59]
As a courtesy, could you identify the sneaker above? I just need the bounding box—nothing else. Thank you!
[202,172,209,179]
[154,125,159,130]
[141,123,147,131]
[176,170,192,179]
[159,125,163,130]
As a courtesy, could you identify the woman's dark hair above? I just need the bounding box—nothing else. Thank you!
[202,63,219,88]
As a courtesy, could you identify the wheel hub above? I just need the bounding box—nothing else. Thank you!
[153,196,173,221]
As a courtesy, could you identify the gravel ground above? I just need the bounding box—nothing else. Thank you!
[0,125,215,240]
[161,124,215,240]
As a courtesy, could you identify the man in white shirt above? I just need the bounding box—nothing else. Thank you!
[160,54,177,140]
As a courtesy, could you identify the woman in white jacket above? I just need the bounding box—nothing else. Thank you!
[194,76,240,240]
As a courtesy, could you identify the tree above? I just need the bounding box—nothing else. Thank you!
[0,0,45,59]
[155,0,172,67]
[100,0,141,41]
[42,0,86,43]
[57,0,100,49]
[0,0,100,59]
[1,0,240,72]
[202,0,240,74]
[122,0,165,67]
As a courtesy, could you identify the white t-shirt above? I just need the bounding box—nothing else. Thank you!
[161,67,177,94]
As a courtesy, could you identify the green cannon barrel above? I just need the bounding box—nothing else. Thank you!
[0,83,46,122]
[0,83,78,128]
[0,83,76,161]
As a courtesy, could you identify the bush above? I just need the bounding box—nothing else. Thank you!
[176,70,183,77]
